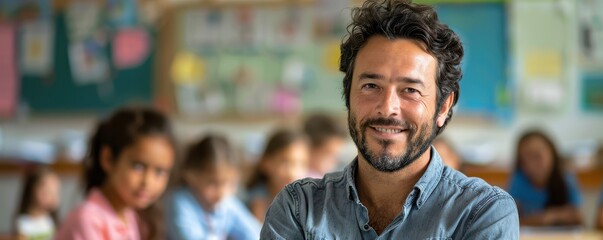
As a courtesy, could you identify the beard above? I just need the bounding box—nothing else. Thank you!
[348,112,439,172]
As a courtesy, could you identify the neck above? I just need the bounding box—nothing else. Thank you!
[356,149,431,210]
[100,183,128,220]
[26,207,47,218]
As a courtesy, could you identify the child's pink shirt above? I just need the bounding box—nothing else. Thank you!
[55,188,140,240]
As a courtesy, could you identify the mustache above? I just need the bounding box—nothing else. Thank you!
[360,117,410,130]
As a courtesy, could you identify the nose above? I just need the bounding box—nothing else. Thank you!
[141,169,153,188]
[377,87,400,117]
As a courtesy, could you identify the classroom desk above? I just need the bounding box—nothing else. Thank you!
[1,159,603,190]
[520,227,603,240]
[463,165,603,190]
[0,158,81,175]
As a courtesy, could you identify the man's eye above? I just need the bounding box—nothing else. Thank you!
[403,88,419,94]
[362,83,378,89]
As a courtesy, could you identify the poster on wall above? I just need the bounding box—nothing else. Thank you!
[513,1,569,113]
[65,2,103,42]
[19,21,53,75]
[113,28,150,69]
[264,7,313,48]
[0,24,17,117]
[106,0,138,28]
[66,1,109,84]
[69,40,109,84]
[0,0,52,21]
[181,9,224,50]
[579,0,603,65]
[581,72,603,113]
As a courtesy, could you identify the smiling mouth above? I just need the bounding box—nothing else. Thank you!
[371,126,407,134]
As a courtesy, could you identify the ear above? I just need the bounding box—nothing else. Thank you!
[436,92,455,128]
[99,146,114,173]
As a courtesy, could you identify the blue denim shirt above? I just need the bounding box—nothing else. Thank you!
[261,147,519,239]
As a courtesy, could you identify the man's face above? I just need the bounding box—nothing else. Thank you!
[348,35,451,172]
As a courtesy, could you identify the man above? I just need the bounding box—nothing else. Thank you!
[261,0,519,239]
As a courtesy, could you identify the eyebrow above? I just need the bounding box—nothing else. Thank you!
[358,72,425,87]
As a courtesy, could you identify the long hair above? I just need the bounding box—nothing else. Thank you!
[246,128,306,189]
[84,107,175,240]
[14,166,59,233]
[514,130,569,208]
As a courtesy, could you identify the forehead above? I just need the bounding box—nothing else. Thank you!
[521,137,550,151]
[353,36,437,83]
[123,136,175,167]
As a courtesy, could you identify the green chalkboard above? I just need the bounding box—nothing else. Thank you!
[20,14,154,112]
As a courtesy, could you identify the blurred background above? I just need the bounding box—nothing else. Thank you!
[0,0,602,238]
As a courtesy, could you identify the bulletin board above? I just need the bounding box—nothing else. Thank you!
[19,14,154,112]
[434,3,512,120]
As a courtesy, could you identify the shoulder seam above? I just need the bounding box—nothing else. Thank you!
[463,190,513,236]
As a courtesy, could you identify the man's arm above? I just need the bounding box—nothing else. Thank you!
[260,185,305,239]
[463,191,519,239]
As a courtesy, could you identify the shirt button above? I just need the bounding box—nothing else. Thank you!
[363,225,370,230]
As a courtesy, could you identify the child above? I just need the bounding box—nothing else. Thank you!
[165,134,260,240]
[247,128,309,222]
[508,130,583,226]
[303,114,347,178]
[14,167,60,240]
[56,107,176,240]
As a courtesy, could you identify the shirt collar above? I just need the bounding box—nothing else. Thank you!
[344,146,444,209]
[413,146,444,209]
[345,158,360,203]
[88,188,138,224]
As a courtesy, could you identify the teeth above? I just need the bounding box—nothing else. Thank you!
[375,128,402,134]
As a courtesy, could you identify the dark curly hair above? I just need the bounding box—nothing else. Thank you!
[340,0,464,135]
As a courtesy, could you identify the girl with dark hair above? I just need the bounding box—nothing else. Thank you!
[509,130,582,226]
[14,166,60,240]
[164,134,260,240]
[56,107,176,240]
[247,128,309,222]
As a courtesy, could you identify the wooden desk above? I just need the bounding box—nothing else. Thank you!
[520,228,603,240]
[1,159,603,190]
[463,165,603,190]
[0,159,81,175]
